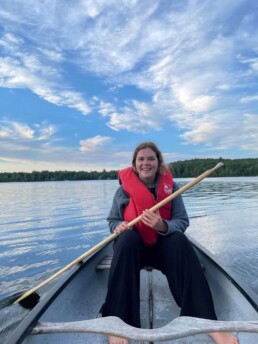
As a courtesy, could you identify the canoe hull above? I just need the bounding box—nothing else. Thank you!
[6,235,258,344]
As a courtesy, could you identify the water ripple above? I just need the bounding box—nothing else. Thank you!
[0,178,258,302]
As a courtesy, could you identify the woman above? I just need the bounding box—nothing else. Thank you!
[102,142,238,344]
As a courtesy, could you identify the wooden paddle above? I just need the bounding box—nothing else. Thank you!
[13,162,223,309]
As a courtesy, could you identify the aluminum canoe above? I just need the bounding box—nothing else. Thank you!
[6,234,258,344]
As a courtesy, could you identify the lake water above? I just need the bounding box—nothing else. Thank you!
[0,177,258,341]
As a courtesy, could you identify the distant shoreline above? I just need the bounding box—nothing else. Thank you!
[0,158,257,182]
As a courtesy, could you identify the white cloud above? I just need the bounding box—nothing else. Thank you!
[240,95,258,103]
[0,32,91,115]
[0,0,258,159]
[0,120,56,141]
[107,100,163,133]
[179,111,258,152]
[174,85,217,113]
[98,101,116,117]
[12,122,35,139]
[240,57,258,73]
[0,120,34,139]
[37,48,63,62]
[180,120,220,145]
[38,125,57,140]
[240,113,258,151]
[0,56,91,114]
[80,135,113,153]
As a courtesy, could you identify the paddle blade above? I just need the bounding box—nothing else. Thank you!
[19,292,40,310]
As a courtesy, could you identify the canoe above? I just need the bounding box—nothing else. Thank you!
[6,234,258,344]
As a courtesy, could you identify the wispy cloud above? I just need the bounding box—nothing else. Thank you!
[0,0,258,172]
[0,120,56,141]
[106,100,164,133]
[240,95,258,103]
[0,32,91,114]
[80,135,113,153]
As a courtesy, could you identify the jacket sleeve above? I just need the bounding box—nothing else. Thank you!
[160,182,189,235]
[106,186,130,233]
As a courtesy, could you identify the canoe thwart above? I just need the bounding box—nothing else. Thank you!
[96,255,154,271]
[31,316,258,341]
[96,255,113,270]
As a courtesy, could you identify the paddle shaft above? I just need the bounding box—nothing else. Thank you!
[14,162,223,305]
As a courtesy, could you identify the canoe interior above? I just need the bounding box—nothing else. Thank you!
[8,236,258,344]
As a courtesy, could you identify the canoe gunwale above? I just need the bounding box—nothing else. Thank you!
[187,234,258,313]
[5,241,114,344]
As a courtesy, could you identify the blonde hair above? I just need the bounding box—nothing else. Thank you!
[132,142,166,174]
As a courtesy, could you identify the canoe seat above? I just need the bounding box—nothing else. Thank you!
[96,255,153,271]
[96,255,205,272]
[96,255,113,270]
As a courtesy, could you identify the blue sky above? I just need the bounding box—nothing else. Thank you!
[0,0,258,172]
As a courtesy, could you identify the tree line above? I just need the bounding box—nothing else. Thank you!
[0,158,257,182]
[168,158,258,178]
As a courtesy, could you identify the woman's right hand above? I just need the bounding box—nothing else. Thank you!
[114,221,131,234]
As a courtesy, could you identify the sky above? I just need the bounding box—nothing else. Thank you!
[0,0,258,172]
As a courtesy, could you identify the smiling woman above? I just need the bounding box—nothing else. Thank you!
[101,141,238,344]
[134,147,159,185]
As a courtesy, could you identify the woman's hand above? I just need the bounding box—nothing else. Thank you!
[141,210,168,233]
[114,221,131,234]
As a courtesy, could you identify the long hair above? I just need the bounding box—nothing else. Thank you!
[132,142,167,174]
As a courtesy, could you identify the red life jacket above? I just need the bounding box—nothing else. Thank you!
[118,167,173,245]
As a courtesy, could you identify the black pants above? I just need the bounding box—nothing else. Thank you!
[102,230,217,327]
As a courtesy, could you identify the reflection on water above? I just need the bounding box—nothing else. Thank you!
[0,180,117,299]
[0,177,258,298]
[180,177,258,297]
[0,177,258,336]
[179,177,258,218]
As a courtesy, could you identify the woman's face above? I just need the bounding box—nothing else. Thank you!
[135,148,159,185]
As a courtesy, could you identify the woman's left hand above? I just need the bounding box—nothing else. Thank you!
[141,209,168,233]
